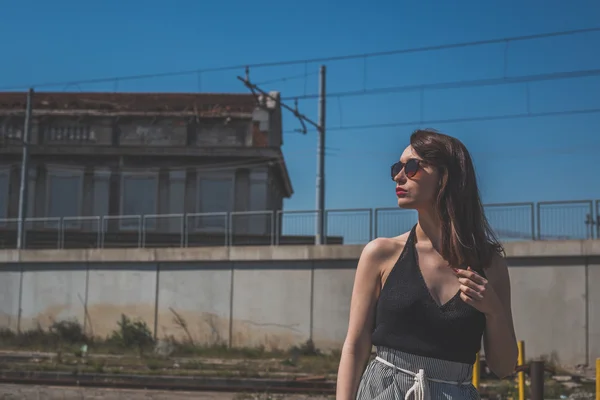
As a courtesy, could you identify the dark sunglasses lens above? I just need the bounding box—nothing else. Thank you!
[405,160,419,177]
[391,162,403,179]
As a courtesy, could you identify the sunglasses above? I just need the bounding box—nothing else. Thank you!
[391,158,421,180]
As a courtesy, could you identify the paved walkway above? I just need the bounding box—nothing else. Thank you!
[0,385,332,400]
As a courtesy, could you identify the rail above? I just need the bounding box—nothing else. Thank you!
[0,199,598,249]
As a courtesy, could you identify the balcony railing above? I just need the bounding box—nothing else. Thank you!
[0,199,598,250]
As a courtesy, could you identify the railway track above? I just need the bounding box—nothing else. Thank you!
[0,370,336,395]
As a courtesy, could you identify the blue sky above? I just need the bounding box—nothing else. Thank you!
[1,0,599,216]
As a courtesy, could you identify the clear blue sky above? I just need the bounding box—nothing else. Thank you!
[1,0,599,213]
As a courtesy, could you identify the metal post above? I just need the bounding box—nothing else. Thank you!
[16,88,34,250]
[517,340,526,400]
[471,352,480,390]
[315,65,326,245]
[595,357,599,400]
[529,360,545,400]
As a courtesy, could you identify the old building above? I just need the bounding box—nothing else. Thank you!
[0,91,293,248]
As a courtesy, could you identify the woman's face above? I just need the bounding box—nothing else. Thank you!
[393,145,440,210]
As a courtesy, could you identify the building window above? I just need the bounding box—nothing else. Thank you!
[0,169,9,222]
[196,172,233,231]
[46,167,84,227]
[120,171,158,230]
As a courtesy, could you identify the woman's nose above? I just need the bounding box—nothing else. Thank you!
[394,169,407,183]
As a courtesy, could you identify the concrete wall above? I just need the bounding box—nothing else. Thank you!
[0,239,598,368]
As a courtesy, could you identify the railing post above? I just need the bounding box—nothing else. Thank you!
[323,209,329,245]
[137,215,143,248]
[368,208,373,241]
[184,214,189,248]
[529,202,535,240]
[588,200,594,239]
[275,211,281,246]
[95,216,101,249]
[373,208,379,239]
[179,214,185,248]
[227,211,233,247]
[536,202,541,240]
[141,216,147,248]
[596,200,600,239]
[270,210,275,246]
[100,216,106,249]
[59,217,64,249]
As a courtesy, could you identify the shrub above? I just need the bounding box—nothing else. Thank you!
[109,314,154,353]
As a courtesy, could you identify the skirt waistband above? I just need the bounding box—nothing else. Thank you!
[376,347,474,383]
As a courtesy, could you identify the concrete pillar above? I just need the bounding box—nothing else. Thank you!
[234,169,250,235]
[33,165,46,228]
[107,165,121,232]
[157,168,169,231]
[7,165,20,218]
[81,166,94,217]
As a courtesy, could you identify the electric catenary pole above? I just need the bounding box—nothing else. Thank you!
[239,66,327,245]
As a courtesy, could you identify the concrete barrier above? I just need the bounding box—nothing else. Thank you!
[0,239,599,368]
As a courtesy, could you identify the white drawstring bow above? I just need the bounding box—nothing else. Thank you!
[375,356,471,400]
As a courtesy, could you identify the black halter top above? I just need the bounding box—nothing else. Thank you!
[371,225,486,364]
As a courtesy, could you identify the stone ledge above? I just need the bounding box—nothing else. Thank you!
[0,239,598,264]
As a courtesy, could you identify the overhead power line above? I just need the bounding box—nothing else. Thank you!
[285,107,600,134]
[282,68,600,101]
[1,26,599,90]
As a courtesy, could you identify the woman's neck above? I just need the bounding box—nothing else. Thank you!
[416,210,443,251]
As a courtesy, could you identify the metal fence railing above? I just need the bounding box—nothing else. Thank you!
[0,199,598,250]
[536,200,594,240]
[595,199,600,239]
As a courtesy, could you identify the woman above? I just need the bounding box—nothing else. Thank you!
[336,129,518,399]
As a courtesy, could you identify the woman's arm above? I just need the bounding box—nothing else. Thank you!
[336,239,398,400]
[456,254,517,378]
[482,255,518,378]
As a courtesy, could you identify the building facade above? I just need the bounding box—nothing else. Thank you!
[0,91,293,248]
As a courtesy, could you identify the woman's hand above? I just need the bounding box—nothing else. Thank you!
[454,267,503,317]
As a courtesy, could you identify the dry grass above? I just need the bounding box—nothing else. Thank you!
[0,318,595,398]
[0,317,340,379]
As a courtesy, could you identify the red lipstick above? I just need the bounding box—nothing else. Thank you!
[396,187,407,196]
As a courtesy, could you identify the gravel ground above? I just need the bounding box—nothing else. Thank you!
[0,385,332,400]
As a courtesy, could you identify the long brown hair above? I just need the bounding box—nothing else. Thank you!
[410,128,504,269]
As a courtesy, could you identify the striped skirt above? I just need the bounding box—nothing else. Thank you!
[356,347,480,400]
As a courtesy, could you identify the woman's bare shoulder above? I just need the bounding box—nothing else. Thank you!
[359,231,411,266]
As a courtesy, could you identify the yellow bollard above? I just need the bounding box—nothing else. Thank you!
[472,352,480,390]
[596,358,599,400]
[518,340,526,400]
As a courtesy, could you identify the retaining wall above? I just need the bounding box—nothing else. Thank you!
[0,239,598,367]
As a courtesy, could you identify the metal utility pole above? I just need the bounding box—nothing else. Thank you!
[315,66,326,245]
[16,88,33,250]
[238,66,328,245]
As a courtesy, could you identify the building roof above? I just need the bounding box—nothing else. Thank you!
[0,91,260,117]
